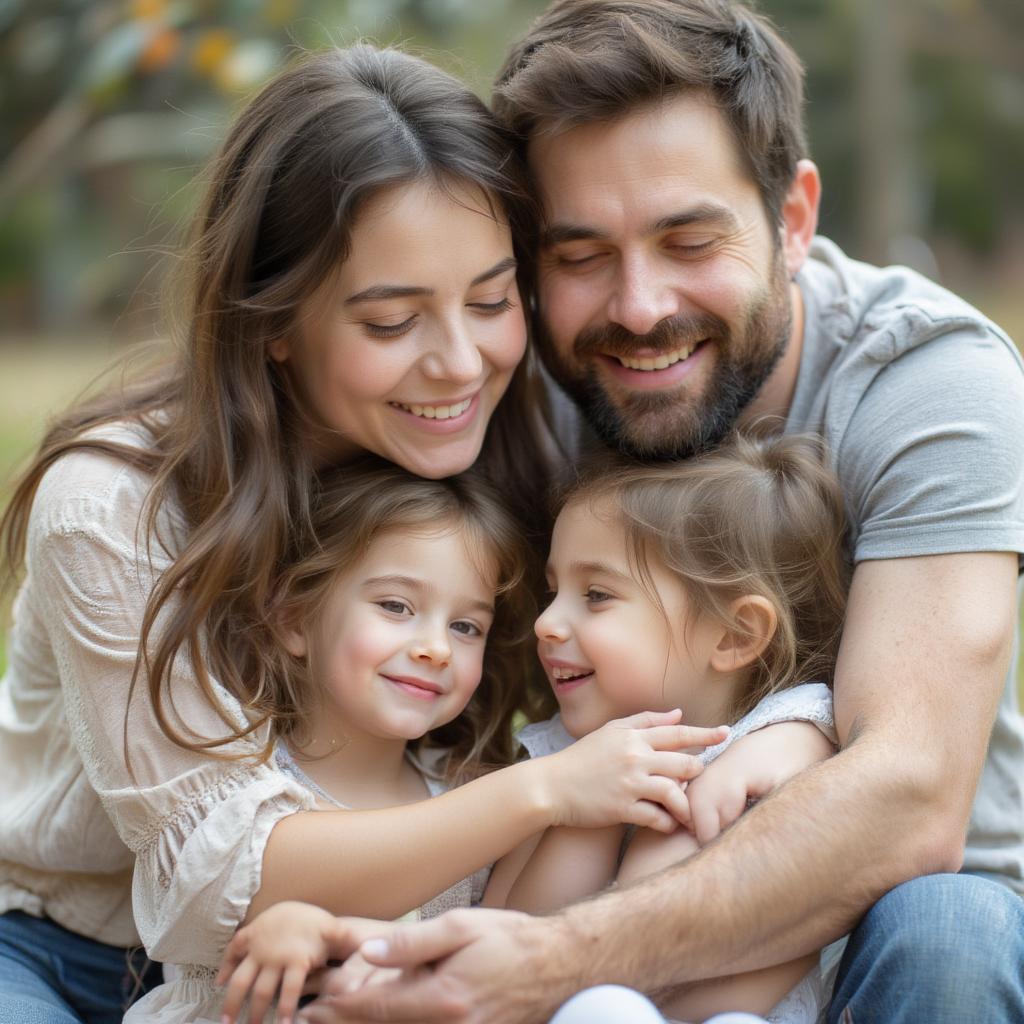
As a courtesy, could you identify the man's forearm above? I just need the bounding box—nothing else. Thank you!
[555,735,962,992]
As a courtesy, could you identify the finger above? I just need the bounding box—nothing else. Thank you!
[357,912,473,968]
[690,788,724,845]
[220,957,258,1024]
[247,965,282,1024]
[717,782,751,833]
[614,708,684,729]
[642,723,729,752]
[625,798,676,833]
[276,964,308,1024]
[646,751,705,782]
[332,975,469,1022]
[636,774,692,824]
[216,932,249,987]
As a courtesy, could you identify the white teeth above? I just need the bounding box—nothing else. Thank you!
[552,666,592,680]
[395,398,472,420]
[616,344,696,371]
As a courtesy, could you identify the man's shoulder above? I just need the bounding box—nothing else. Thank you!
[800,236,1013,357]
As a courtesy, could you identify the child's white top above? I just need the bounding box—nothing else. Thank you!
[517,683,837,763]
[126,744,488,1023]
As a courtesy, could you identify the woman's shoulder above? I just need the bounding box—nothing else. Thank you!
[29,420,179,553]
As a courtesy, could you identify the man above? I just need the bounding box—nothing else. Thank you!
[305,2,1024,1021]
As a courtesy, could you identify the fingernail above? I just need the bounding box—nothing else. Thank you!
[361,938,389,958]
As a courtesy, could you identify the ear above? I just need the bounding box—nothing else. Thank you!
[779,159,821,279]
[267,336,291,363]
[277,611,308,659]
[708,595,778,674]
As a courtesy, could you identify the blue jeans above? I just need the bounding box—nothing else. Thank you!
[0,911,161,1024]
[828,873,1024,1023]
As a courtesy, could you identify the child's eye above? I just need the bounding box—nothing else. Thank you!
[377,599,411,615]
[585,588,612,604]
[451,620,483,637]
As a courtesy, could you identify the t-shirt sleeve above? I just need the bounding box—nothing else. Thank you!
[836,324,1024,564]
[26,452,316,967]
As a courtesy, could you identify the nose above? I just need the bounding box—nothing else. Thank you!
[534,599,570,643]
[606,254,679,337]
[422,318,483,385]
[410,623,452,668]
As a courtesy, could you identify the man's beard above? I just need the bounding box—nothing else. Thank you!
[536,262,793,461]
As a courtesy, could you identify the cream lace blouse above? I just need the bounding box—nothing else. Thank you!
[0,424,316,965]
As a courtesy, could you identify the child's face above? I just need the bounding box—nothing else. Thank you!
[305,527,496,744]
[536,499,723,738]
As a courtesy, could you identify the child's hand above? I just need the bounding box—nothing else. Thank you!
[541,709,728,832]
[687,721,835,844]
[217,901,344,1024]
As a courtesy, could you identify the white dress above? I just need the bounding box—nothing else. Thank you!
[517,683,839,1024]
[125,745,489,1023]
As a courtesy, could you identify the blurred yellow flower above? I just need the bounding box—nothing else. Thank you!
[192,30,235,77]
[131,0,168,21]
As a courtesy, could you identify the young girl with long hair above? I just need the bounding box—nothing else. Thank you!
[0,43,560,1022]
[504,433,849,1024]
[127,458,723,1022]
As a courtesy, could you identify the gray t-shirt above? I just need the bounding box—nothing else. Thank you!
[547,236,1024,891]
[791,237,1024,889]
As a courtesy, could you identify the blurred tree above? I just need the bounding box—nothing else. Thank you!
[0,0,1020,337]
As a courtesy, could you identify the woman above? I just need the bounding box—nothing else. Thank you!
[0,44,553,1023]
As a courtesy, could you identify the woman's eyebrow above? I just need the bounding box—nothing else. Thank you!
[345,257,517,306]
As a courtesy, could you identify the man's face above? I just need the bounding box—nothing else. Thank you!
[530,93,794,460]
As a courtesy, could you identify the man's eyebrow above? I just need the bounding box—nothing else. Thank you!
[344,257,517,306]
[361,575,494,616]
[541,204,739,248]
[654,204,739,233]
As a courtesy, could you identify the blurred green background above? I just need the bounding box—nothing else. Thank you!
[1,0,1023,679]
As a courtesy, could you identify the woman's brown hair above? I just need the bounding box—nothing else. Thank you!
[563,433,850,719]
[0,45,552,763]
[271,458,537,783]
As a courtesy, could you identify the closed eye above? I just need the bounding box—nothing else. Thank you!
[364,316,417,338]
[468,297,515,315]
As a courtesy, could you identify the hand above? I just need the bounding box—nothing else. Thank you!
[297,908,578,1024]
[217,903,384,1024]
[687,721,835,844]
[539,709,728,832]
[314,948,401,996]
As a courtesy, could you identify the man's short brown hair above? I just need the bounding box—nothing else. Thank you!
[494,0,808,225]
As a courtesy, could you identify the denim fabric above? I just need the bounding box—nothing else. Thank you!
[0,911,160,1024]
[828,873,1024,1023]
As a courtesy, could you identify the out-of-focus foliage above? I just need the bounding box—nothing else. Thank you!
[1,0,1022,338]
[0,0,547,336]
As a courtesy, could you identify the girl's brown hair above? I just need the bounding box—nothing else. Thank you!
[0,45,552,764]
[564,433,850,720]
[270,458,538,784]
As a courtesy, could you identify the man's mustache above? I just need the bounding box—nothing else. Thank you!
[573,313,729,358]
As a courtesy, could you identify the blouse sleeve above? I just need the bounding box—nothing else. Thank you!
[26,449,316,967]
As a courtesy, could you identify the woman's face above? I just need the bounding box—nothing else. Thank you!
[270,180,527,478]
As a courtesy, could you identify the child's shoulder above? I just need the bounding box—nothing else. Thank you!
[516,714,575,759]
